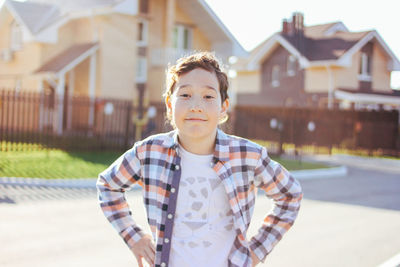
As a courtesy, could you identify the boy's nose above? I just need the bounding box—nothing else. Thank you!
[189,97,203,112]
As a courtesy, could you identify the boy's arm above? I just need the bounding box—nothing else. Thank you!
[96,146,146,249]
[249,146,303,263]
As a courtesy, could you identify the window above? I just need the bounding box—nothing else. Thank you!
[287,55,296,76]
[10,20,22,51]
[358,52,371,81]
[271,65,280,87]
[136,57,147,83]
[137,19,148,47]
[173,25,192,50]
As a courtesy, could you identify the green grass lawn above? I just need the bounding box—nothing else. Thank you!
[0,150,122,179]
[272,157,329,171]
[0,148,329,179]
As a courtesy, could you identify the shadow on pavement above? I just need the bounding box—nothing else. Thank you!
[0,196,16,204]
[0,184,98,205]
[300,166,400,211]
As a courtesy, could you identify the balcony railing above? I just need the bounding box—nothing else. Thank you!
[150,48,194,67]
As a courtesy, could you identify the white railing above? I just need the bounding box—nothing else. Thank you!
[150,48,194,67]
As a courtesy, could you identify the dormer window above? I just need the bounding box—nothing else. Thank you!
[358,52,372,81]
[10,20,22,51]
[271,65,280,87]
[287,55,296,76]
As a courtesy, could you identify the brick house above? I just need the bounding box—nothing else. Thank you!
[232,13,400,110]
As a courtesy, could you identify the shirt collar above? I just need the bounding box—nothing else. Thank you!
[161,128,230,163]
[213,129,230,162]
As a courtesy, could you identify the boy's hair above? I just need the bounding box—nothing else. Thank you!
[164,51,229,124]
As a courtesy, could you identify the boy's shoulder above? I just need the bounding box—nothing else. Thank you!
[134,131,175,148]
[221,131,264,152]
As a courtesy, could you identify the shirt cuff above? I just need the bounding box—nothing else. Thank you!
[120,225,146,249]
[249,235,270,263]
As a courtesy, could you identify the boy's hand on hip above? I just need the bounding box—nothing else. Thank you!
[131,234,155,267]
[250,249,261,266]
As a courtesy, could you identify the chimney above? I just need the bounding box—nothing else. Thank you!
[282,19,289,34]
[282,12,305,54]
[292,12,304,35]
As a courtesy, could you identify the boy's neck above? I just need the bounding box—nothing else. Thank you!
[177,131,216,155]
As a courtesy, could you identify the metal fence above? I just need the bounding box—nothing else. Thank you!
[233,106,400,156]
[1,89,399,156]
[0,89,169,151]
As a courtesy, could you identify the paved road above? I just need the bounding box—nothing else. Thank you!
[1,156,399,267]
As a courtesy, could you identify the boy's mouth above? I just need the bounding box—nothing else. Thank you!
[185,118,207,121]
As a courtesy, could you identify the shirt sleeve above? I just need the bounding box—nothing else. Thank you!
[249,146,303,262]
[96,144,145,250]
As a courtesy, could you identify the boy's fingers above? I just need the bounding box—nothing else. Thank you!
[143,246,155,265]
[147,243,156,256]
[137,256,144,267]
[150,242,156,253]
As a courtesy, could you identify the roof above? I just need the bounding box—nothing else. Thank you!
[29,0,124,14]
[282,30,370,61]
[5,0,62,33]
[177,0,247,58]
[238,21,400,71]
[235,34,276,70]
[3,0,133,41]
[338,88,400,97]
[35,42,99,75]
[304,22,341,38]
[335,89,400,105]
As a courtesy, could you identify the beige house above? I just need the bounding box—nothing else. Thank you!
[0,0,245,134]
[232,13,400,110]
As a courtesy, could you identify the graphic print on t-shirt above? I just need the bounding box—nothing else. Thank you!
[174,175,234,248]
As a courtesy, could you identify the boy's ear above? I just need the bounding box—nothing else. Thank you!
[165,95,172,111]
[220,99,229,116]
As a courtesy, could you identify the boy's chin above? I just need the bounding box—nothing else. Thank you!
[177,126,217,139]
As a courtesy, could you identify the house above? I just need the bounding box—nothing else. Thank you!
[232,12,400,111]
[0,0,246,134]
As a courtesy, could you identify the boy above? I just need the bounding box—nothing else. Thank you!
[97,52,303,267]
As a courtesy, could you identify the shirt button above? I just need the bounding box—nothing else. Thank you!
[164,238,170,243]
[171,188,176,193]
[161,263,166,267]
[175,165,180,170]
[167,213,173,219]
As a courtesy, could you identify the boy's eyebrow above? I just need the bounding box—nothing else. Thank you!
[177,84,217,91]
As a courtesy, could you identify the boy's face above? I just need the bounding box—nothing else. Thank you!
[166,68,229,143]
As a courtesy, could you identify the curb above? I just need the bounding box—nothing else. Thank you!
[0,177,97,189]
[291,166,348,180]
[0,165,347,189]
[301,154,400,174]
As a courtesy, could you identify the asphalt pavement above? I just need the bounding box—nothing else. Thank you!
[0,154,399,267]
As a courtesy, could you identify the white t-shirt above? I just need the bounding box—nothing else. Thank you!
[169,145,236,267]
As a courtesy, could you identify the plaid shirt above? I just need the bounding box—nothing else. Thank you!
[97,129,303,267]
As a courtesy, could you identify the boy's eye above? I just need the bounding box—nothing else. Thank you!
[204,95,215,99]
[180,93,190,98]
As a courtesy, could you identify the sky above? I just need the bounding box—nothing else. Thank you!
[1,0,399,88]
[204,0,400,89]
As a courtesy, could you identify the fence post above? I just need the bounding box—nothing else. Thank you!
[124,102,133,150]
